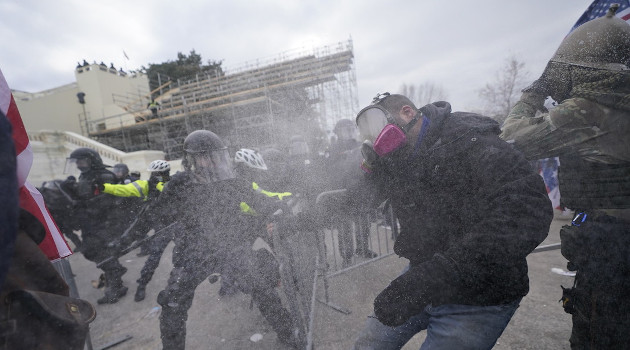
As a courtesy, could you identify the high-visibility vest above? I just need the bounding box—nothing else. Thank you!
[103,180,164,201]
[239,182,293,215]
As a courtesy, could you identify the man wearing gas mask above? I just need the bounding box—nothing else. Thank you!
[352,93,552,349]
[148,130,299,349]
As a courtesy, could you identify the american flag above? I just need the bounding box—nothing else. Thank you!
[570,0,630,32]
[0,68,72,261]
[539,158,562,210]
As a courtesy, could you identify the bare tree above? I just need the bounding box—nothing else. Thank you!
[399,82,448,107]
[478,56,530,124]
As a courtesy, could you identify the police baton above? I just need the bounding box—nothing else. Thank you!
[96,221,180,269]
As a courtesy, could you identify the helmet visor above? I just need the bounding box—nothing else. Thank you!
[64,158,90,174]
[356,106,391,142]
[190,148,235,182]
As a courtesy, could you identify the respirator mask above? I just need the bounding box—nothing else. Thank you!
[355,94,420,172]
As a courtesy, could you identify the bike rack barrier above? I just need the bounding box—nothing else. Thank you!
[52,258,95,350]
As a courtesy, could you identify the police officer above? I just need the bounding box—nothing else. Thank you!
[101,160,171,302]
[111,163,131,184]
[64,148,128,304]
[234,148,293,201]
[149,130,298,349]
[501,6,630,349]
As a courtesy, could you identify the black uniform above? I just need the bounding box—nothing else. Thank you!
[151,171,295,349]
[72,167,129,302]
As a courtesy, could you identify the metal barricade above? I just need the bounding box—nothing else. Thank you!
[269,190,398,349]
[271,200,320,350]
[52,258,94,350]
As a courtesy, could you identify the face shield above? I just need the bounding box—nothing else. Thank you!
[187,148,235,183]
[64,157,91,174]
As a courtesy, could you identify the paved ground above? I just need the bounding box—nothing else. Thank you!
[69,216,574,349]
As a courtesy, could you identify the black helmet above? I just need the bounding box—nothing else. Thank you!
[333,118,357,141]
[65,147,107,173]
[112,163,130,180]
[182,130,234,182]
[184,130,226,154]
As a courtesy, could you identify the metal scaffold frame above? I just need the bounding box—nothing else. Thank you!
[88,39,359,160]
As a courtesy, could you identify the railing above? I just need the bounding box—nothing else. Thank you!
[28,130,127,164]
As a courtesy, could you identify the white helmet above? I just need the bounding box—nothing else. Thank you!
[234,148,267,170]
[147,160,170,172]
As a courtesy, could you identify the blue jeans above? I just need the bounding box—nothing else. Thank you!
[353,298,521,350]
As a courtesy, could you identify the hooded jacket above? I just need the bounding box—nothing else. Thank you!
[371,101,552,306]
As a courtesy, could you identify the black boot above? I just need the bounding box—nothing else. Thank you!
[134,284,146,302]
[97,286,128,304]
[97,267,128,304]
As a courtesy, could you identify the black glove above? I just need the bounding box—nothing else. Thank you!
[373,273,429,327]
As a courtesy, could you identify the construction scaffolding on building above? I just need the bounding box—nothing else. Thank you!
[88,39,359,160]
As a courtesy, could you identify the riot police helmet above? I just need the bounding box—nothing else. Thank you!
[183,130,235,182]
[112,163,130,181]
[65,147,107,174]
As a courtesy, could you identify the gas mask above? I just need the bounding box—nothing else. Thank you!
[355,103,420,171]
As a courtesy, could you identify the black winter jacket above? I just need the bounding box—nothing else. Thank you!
[371,101,552,306]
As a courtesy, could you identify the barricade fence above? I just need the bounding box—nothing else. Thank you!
[272,190,399,349]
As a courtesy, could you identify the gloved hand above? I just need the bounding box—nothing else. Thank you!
[92,180,105,194]
[373,274,429,327]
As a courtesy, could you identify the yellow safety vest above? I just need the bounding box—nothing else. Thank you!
[103,180,164,201]
[239,182,292,215]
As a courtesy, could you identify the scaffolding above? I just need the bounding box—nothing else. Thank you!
[88,39,359,160]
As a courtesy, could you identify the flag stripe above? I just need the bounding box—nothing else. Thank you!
[0,67,71,261]
[20,183,72,260]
